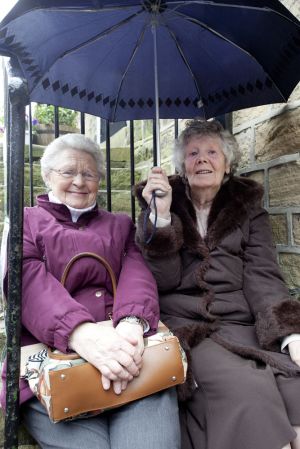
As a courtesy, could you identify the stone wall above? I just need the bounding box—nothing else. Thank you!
[232,0,300,293]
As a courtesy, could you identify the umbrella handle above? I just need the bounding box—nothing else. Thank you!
[154,189,167,198]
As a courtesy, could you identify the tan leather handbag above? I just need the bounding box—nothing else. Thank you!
[23,252,187,423]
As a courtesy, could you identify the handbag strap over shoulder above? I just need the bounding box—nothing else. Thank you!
[60,252,117,300]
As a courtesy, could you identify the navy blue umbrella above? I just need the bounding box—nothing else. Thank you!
[1,0,300,159]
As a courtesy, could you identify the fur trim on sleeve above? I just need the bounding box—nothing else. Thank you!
[256,299,300,351]
[135,211,184,256]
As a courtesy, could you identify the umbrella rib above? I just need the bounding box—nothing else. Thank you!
[112,23,148,121]
[167,1,300,25]
[56,10,144,60]
[163,22,202,101]
[171,9,287,100]
[0,4,143,27]
[28,8,144,92]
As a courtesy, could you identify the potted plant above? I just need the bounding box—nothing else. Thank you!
[33,104,79,145]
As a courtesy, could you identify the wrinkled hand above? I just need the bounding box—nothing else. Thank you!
[142,167,172,218]
[69,322,141,393]
[116,321,144,357]
[288,340,300,367]
[105,321,145,394]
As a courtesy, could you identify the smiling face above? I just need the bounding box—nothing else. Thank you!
[46,148,100,209]
[184,135,230,198]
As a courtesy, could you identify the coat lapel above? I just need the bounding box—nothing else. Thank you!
[169,175,264,253]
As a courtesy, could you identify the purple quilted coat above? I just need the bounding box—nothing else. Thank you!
[1,194,159,406]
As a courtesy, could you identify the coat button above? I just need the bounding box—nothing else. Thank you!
[78,226,85,231]
[95,291,102,298]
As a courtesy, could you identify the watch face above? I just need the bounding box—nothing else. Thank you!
[121,316,145,329]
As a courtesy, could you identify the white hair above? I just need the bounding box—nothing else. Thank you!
[40,133,105,186]
[173,119,241,176]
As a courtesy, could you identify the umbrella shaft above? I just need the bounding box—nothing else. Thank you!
[152,21,160,166]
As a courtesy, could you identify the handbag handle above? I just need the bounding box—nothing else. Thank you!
[60,252,117,300]
[44,253,117,361]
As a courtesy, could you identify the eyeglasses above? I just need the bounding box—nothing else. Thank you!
[50,168,99,182]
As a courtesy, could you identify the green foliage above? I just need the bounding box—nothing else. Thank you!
[34,104,78,127]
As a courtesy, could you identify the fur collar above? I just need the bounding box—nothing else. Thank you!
[135,175,264,252]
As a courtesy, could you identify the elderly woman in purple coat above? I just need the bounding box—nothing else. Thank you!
[135,119,300,449]
[1,134,180,449]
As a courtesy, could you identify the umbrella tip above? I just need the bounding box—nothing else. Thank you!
[142,0,166,13]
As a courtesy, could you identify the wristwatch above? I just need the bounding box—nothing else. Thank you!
[119,315,149,333]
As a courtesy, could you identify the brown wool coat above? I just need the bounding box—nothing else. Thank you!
[135,175,300,400]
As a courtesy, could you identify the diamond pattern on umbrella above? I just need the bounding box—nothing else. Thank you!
[0,0,299,126]
[52,81,60,91]
[62,84,69,94]
[71,87,78,96]
[42,78,50,90]
[103,96,110,106]
[147,98,154,107]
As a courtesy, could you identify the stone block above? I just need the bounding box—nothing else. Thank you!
[269,162,300,207]
[109,147,130,164]
[279,253,300,289]
[281,0,300,19]
[110,168,131,190]
[269,214,288,245]
[235,128,252,169]
[255,109,300,162]
[111,191,132,215]
[24,144,46,163]
[135,161,153,182]
[134,141,154,165]
[293,214,300,245]
[98,191,133,216]
[288,82,300,103]
[233,105,269,129]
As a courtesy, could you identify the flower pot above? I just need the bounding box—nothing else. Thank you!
[34,124,79,146]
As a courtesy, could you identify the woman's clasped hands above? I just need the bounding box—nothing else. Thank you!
[69,321,144,395]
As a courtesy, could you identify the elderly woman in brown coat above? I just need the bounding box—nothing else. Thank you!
[135,119,300,449]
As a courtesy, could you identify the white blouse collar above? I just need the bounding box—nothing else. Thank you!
[48,191,96,223]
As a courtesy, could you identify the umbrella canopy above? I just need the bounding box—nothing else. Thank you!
[0,0,300,123]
